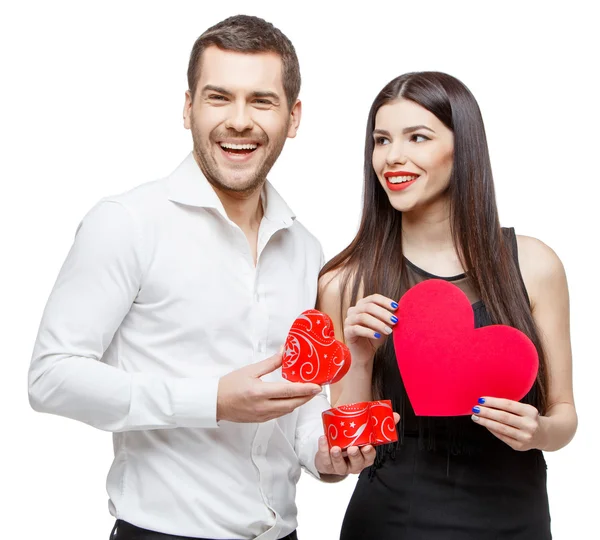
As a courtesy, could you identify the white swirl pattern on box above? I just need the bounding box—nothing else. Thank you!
[282,313,347,383]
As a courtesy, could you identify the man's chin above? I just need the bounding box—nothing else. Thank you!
[211,174,264,197]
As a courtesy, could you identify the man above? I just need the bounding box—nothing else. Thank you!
[28,15,376,540]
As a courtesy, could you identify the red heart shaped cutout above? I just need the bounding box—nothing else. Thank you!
[282,309,351,385]
[393,279,538,416]
[322,400,398,450]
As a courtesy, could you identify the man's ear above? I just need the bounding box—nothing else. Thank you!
[287,99,302,138]
[183,90,193,130]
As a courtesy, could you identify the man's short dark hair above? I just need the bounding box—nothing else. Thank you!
[187,15,301,110]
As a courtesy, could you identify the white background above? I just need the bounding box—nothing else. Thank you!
[1,1,598,538]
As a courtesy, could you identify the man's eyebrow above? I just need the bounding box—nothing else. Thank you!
[201,85,233,96]
[250,90,280,101]
[201,86,280,102]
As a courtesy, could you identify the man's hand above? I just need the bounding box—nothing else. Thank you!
[315,438,376,477]
[217,352,322,423]
[315,412,400,477]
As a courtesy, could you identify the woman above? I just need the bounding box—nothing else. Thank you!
[317,72,577,539]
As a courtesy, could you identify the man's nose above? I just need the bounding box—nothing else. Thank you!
[225,102,254,133]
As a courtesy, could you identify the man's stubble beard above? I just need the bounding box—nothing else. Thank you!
[191,117,290,198]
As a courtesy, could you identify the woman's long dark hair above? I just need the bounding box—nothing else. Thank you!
[320,72,547,413]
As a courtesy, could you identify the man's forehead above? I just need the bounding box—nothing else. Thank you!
[198,46,284,91]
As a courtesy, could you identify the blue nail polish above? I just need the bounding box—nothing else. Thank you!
[478,397,485,404]
[391,315,398,324]
[391,301,399,309]
[374,332,381,339]
[472,406,480,414]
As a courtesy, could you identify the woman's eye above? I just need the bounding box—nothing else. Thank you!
[411,134,430,143]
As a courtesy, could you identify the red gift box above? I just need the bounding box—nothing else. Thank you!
[282,309,351,385]
[322,400,398,450]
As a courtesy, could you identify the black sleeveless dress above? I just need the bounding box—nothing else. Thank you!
[339,228,551,540]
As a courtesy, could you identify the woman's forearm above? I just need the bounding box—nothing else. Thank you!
[538,402,578,451]
[332,363,374,407]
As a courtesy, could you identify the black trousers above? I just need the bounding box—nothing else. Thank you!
[111,520,298,540]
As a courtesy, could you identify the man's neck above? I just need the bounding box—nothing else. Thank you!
[211,183,264,234]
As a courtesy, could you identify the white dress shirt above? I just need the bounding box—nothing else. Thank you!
[29,153,329,540]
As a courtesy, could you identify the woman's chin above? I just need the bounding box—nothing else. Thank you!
[387,197,417,213]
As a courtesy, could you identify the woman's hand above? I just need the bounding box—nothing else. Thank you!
[344,294,399,366]
[471,397,547,451]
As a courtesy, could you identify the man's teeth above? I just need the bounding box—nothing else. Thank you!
[388,175,418,184]
[220,143,258,150]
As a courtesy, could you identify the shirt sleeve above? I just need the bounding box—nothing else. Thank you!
[28,200,220,431]
[294,388,330,479]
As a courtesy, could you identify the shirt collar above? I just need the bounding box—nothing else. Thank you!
[167,152,296,227]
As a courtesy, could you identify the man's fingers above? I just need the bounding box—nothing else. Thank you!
[346,446,365,472]
[330,446,348,475]
[361,445,376,468]
[316,436,334,473]
[262,381,322,399]
[249,353,283,377]
[268,395,320,417]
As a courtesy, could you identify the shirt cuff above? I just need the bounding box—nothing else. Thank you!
[297,423,324,480]
[170,376,220,428]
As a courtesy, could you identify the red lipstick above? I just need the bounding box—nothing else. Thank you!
[384,171,420,191]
